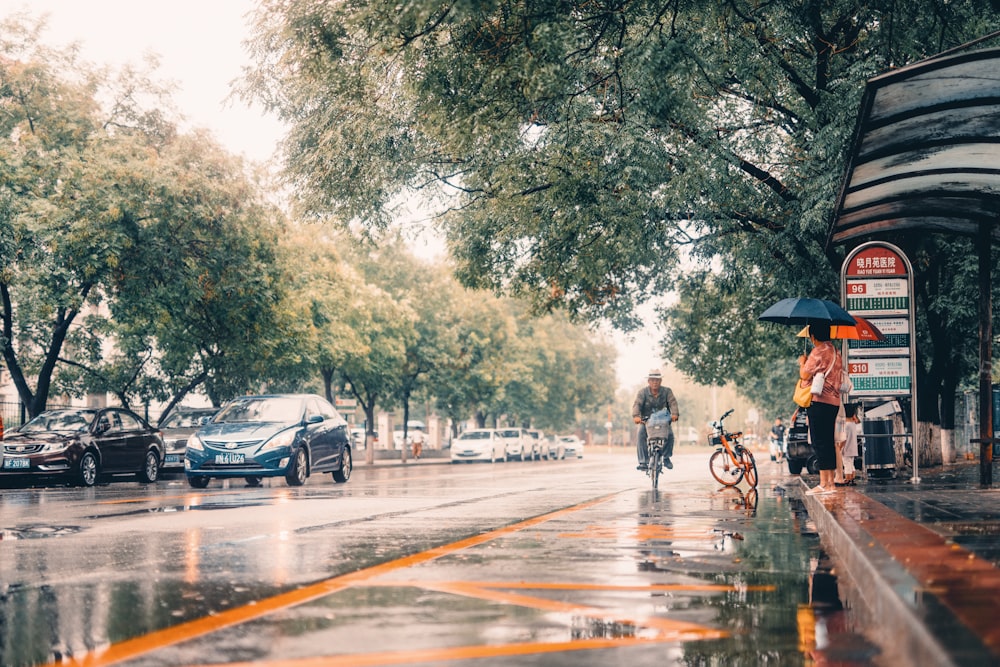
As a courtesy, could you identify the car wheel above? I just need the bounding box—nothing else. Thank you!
[245,476,263,487]
[187,476,210,489]
[78,451,99,487]
[806,455,820,475]
[285,448,308,486]
[138,449,161,484]
[332,447,352,483]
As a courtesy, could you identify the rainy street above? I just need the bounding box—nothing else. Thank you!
[0,450,884,667]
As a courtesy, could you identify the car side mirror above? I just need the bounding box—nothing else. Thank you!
[95,421,110,435]
[306,414,324,424]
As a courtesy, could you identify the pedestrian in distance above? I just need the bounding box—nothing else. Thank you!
[410,427,424,459]
[632,368,679,472]
[799,323,843,495]
[769,417,786,463]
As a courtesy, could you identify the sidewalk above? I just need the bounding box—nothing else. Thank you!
[799,460,1000,666]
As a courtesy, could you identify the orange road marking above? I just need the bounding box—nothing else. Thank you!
[558,524,717,540]
[373,580,774,593]
[182,637,684,667]
[47,493,621,667]
[418,580,728,640]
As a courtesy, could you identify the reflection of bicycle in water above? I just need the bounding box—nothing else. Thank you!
[708,410,758,489]
[642,408,673,490]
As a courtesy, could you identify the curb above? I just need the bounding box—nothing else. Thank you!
[799,480,959,667]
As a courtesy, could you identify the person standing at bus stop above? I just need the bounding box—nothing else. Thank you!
[633,368,680,471]
[799,323,843,495]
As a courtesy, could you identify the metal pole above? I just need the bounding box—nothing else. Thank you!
[979,223,994,488]
[908,258,920,484]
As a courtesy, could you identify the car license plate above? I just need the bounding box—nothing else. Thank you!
[3,457,29,469]
[214,453,245,465]
[164,454,181,464]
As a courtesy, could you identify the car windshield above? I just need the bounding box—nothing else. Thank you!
[459,431,490,440]
[20,410,96,433]
[161,411,214,428]
[213,397,303,424]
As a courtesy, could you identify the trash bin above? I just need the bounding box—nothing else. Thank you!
[863,418,895,478]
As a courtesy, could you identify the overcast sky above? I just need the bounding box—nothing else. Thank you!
[9,0,663,391]
[15,0,283,163]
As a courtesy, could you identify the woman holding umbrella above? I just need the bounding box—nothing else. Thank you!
[799,322,844,495]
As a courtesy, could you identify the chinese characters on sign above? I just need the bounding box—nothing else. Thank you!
[847,247,907,276]
[844,244,913,397]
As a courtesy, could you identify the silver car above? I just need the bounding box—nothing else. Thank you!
[158,407,218,472]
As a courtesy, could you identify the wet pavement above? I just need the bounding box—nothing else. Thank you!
[800,459,1000,666]
[0,451,883,666]
[0,451,986,667]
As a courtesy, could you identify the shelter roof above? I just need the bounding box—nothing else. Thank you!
[828,47,1000,247]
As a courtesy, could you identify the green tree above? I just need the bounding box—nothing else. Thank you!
[0,15,291,416]
[242,0,998,437]
[0,15,173,416]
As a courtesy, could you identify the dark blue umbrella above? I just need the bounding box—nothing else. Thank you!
[758,297,856,326]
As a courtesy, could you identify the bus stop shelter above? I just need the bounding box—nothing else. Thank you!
[827,37,1000,486]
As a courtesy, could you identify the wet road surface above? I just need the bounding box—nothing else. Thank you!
[1,450,884,666]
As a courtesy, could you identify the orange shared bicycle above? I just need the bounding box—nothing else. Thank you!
[708,409,758,488]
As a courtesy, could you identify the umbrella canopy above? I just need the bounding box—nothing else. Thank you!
[758,297,857,327]
[796,315,885,341]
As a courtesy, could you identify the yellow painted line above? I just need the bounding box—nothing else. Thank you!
[48,493,621,667]
[419,580,727,640]
[183,637,679,667]
[558,524,718,540]
[374,580,774,593]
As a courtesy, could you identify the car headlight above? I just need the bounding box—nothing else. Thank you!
[41,441,70,453]
[187,433,205,452]
[260,429,297,452]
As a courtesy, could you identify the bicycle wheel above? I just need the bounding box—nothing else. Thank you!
[739,448,758,488]
[709,449,744,487]
[650,447,660,490]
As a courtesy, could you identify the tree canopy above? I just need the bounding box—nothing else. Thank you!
[243,0,1000,424]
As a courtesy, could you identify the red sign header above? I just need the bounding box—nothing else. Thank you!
[845,246,907,277]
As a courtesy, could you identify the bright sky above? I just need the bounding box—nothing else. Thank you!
[14,0,283,163]
[9,0,663,390]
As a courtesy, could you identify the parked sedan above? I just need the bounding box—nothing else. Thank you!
[557,435,584,459]
[450,429,504,463]
[496,427,529,461]
[184,394,352,488]
[1,408,165,487]
[158,407,218,473]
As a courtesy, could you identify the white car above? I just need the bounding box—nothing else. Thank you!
[525,429,544,460]
[557,435,584,459]
[543,435,565,460]
[450,429,504,463]
[495,427,529,461]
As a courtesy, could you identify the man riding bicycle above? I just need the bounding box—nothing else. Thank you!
[633,368,680,471]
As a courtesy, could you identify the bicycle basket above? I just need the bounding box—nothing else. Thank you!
[708,433,723,447]
[646,409,672,439]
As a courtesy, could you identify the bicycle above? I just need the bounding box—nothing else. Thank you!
[708,409,758,488]
[643,409,672,490]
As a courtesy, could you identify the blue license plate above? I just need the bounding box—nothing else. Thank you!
[214,453,245,465]
[164,454,181,464]
[3,457,29,469]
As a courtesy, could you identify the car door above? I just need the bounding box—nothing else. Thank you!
[302,398,334,472]
[94,410,131,473]
[117,410,156,473]
[314,397,348,472]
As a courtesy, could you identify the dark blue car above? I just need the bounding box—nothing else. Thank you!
[184,394,352,488]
